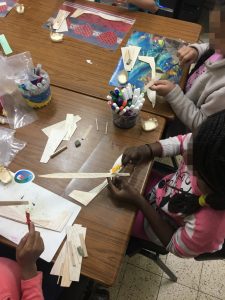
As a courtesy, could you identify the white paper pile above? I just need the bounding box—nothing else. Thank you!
[51,224,88,287]
[40,114,81,163]
[0,179,81,262]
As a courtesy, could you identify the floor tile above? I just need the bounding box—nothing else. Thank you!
[127,253,167,276]
[157,278,198,300]
[199,261,225,299]
[163,253,202,289]
[114,256,128,286]
[109,286,120,300]
[197,291,222,300]
[117,264,161,300]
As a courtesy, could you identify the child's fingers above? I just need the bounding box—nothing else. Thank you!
[107,177,119,195]
[17,233,29,251]
[29,222,35,234]
[152,80,169,86]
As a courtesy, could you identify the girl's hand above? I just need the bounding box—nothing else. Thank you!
[122,145,153,166]
[177,46,199,67]
[16,222,44,280]
[107,177,145,208]
[150,80,176,96]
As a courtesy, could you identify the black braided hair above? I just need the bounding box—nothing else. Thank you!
[168,110,225,215]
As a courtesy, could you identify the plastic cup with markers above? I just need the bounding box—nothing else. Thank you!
[17,64,52,108]
[107,84,145,129]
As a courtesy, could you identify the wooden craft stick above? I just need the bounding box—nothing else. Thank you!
[39,172,130,179]
[95,118,99,131]
[79,233,88,258]
[0,201,29,206]
[105,122,108,135]
[50,146,67,159]
[57,262,64,285]
[68,241,76,266]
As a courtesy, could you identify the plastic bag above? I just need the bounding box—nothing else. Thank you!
[0,127,26,166]
[0,53,38,129]
[4,52,34,83]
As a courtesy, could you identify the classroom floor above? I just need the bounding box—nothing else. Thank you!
[109,254,225,300]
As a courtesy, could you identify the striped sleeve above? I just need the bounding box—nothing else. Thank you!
[159,133,192,157]
[166,213,225,258]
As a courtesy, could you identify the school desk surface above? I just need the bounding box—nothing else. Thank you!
[0,86,166,286]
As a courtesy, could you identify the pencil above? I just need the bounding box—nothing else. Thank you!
[50,146,67,159]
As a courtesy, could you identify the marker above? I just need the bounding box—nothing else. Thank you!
[133,88,140,98]
[127,83,133,99]
[121,88,129,100]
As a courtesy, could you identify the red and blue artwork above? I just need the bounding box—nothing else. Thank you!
[0,0,17,17]
[110,31,186,89]
[43,1,135,51]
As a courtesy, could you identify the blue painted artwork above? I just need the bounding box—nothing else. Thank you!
[109,31,186,90]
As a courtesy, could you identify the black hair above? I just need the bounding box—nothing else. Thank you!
[167,110,225,215]
[187,48,215,79]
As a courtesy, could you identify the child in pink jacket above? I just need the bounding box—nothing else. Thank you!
[0,222,44,300]
[108,110,225,258]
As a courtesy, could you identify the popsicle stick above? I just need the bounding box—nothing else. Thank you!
[39,172,130,179]
[79,233,88,257]
[0,201,29,206]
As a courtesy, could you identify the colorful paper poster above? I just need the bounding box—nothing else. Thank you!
[43,1,135,50]
[110,31,186,89]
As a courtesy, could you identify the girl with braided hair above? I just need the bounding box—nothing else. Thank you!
[108,110,225,257]
[150,0,225,132]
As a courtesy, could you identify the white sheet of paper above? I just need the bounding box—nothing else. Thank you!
[0,178,81,232]
[0,208,79,262]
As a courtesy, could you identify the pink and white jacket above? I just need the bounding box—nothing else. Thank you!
[144,134,225,257]
[0,257,44,300]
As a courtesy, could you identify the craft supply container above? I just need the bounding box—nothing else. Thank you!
[20,70,52,109]
[113,112,138,129]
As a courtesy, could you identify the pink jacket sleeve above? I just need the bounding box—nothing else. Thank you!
[21,272,44,300]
